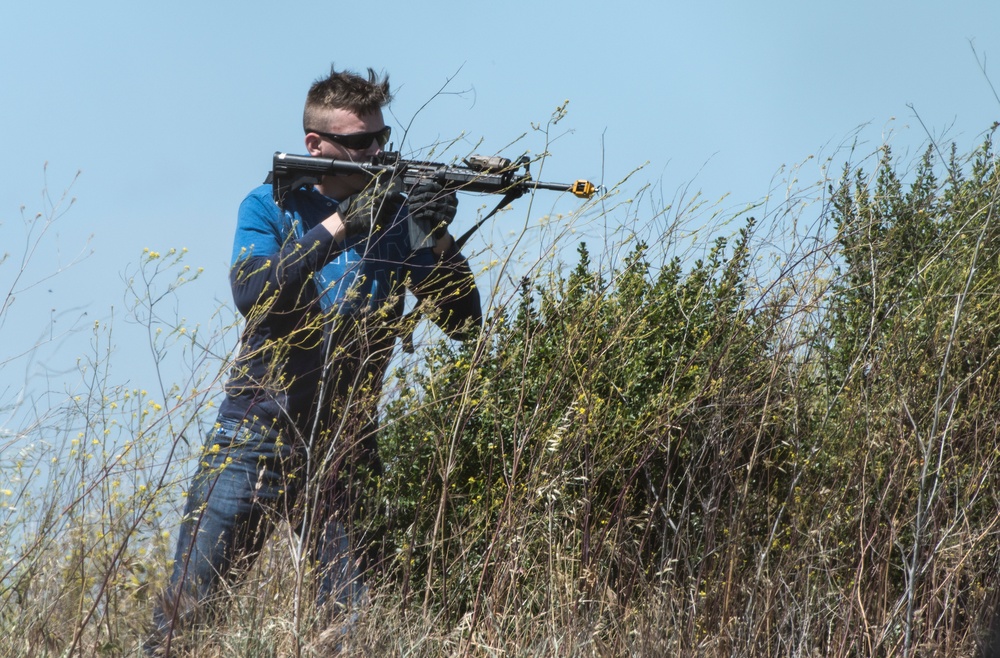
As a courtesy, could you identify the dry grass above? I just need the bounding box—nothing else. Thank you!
[5,135,1000,657]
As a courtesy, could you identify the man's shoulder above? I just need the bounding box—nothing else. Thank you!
[238,184,283,223]
[242,184,277,207]
[242,184,334,218]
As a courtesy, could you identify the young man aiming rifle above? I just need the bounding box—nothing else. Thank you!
[149,66,482,649]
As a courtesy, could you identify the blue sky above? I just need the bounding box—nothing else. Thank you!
[2,1,1000,420]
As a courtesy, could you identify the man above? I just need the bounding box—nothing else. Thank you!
[151,66,481,646]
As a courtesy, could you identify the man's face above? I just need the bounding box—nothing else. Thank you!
[305,107,387,197]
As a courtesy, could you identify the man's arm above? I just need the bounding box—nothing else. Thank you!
[229,188,343,319]
[406,241,483,341]
[402,181,482,340]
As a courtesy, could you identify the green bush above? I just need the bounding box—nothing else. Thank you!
[377,220,800,634]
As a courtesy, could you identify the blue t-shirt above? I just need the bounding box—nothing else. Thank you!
[232,184,425,314]
[217,183,481,439]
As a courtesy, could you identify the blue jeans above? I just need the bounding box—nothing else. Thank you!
[152,417,371,637]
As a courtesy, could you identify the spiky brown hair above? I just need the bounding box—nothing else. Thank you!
[303,65,392,130]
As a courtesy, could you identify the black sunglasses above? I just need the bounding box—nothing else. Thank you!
[307,126,392,150]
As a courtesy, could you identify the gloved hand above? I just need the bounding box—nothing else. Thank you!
[407,180,457,250]
[337,179,405,238]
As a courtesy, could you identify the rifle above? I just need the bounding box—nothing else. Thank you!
[267,151,597,352]
[269,151,597,248]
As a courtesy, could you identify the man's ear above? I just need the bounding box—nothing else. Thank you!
[304,133,323,156]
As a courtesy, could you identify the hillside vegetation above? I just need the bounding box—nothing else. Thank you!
[3,133,1000,656]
